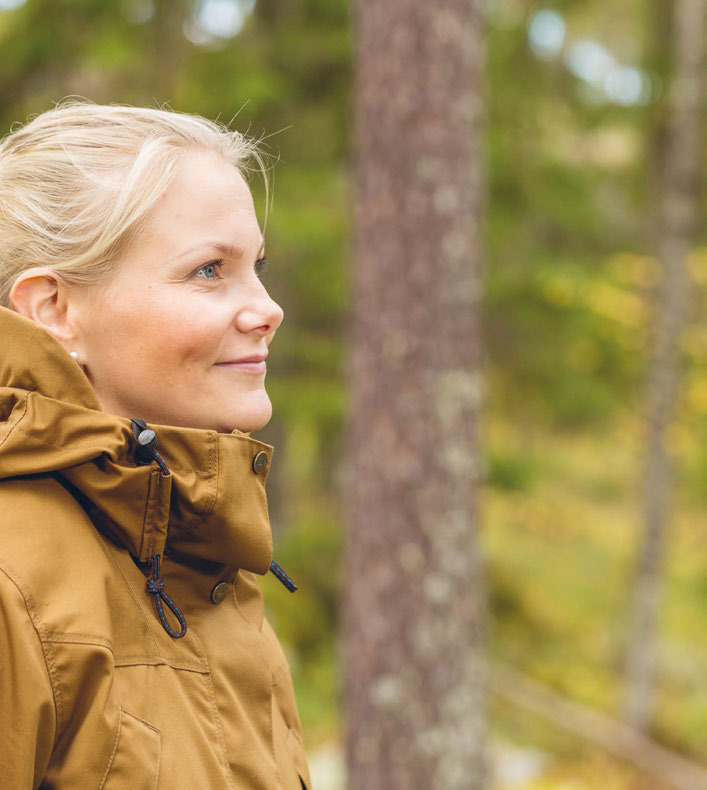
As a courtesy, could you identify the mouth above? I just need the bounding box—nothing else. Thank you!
[213,354,267,374]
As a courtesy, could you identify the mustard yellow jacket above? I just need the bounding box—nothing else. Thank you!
[0,306,311,790]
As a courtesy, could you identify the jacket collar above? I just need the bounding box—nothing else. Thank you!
[0,306,274,573]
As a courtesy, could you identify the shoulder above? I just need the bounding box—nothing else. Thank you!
[0,474,122,639]
[0,472,107,572]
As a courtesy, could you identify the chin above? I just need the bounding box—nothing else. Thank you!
[229,415,271,434]
[221,397,273,434]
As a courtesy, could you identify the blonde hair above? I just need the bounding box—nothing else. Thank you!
[0,98,271,307]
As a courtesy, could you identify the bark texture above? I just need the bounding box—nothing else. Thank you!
[623,0,706,732]
[344,2,486,788]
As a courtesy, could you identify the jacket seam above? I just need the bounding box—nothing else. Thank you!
[140,468,168,561]
[11,419,213,474]
[98,706,122,790]
[152,729,162,790]
[261,469,274,562]
[84,524,211,674]
[119,710,162,790]
[9,421,260,477]
[231,575,265,633]
[3,392,271,465]
[0,562,65,741]
[288,726,305,749]
[88,529,165,660]
[41,633,208,672]
[5,393,131,463]
[113,655,208,672]
[45,632,113,649]
[12,420,130,460]
[122,708,161,734]
[271,662,291,688]
[176,432,219,537]
[189,630,235,790]
[8,427,148,472]
[260,633,285,790]
[0,392,29,450]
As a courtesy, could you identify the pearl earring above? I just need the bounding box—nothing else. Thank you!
[70,351,80,365]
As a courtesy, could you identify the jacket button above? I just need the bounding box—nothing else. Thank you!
[252,450,269,474]
[210,582,230,605]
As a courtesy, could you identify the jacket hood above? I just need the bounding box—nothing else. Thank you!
[0,305,275,574]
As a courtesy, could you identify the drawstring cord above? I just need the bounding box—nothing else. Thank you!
[132,418,187,639]
[131,418,297,639]
[270,560,297,592]
[151,449,170,476]
[145,554,188,639]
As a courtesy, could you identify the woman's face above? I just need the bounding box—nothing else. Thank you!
[71,150,284,434]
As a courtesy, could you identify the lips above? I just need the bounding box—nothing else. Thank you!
[215,353,267,364]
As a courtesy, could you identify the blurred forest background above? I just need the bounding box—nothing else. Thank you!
[0,0,705,788]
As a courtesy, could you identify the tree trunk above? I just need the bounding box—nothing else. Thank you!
[149,0,192,101]
[343,2,487,789]
[623,0,706,732]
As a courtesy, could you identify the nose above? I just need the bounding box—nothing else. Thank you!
[235,284,284,337]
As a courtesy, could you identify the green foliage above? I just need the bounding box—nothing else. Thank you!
[0,0,705,783]
[263,510,343,742]
[486,448,537,492]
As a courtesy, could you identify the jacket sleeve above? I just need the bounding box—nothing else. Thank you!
[0,568,56,789]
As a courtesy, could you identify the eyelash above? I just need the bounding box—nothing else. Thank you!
[194,256,269,281]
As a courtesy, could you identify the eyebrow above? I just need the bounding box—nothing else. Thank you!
[173,237,265,261]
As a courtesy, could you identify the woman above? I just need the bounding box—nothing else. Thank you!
[0,99,310,789]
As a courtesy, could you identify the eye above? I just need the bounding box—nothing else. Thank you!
[194,259,224,280]
[255,256,269,280]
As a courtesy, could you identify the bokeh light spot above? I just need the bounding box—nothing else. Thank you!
[527,9,566,59]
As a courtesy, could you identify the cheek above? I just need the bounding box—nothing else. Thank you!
[94,293,233,375]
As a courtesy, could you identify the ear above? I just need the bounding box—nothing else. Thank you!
[9,267,79,349]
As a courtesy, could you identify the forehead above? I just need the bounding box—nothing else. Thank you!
[138,151,261,256]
